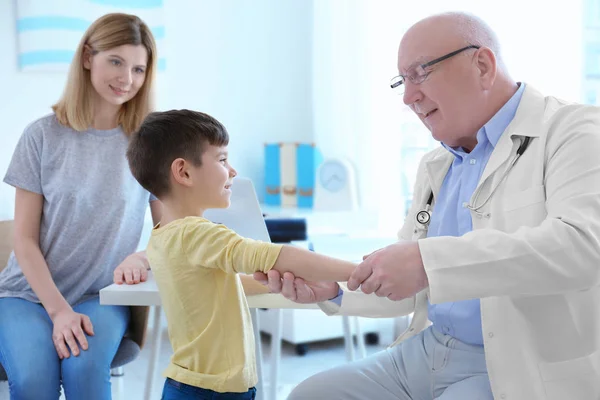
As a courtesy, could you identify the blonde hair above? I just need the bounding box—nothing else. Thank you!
[52,13,157,135]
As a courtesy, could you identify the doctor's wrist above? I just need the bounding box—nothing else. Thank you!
[327,285,344,300]
[327,285,344,305]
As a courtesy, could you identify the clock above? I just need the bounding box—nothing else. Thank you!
[314,158,358,211]
[319,160,348,193]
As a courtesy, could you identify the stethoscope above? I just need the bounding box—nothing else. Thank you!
[416,136,533,227]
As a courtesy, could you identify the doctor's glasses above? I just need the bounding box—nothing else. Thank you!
[390,45,480,95]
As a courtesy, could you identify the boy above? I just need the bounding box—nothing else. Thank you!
[126,109,357,399]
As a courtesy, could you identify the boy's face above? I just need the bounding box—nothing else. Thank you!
[191,145,237,209]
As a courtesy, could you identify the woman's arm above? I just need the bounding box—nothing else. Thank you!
[13,188,94,358]
[13,188,70,318]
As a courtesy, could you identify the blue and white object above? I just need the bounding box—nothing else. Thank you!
[16,0,166,72]
[280,143,298,208]
[263,143,323,208]
[296,143,323,208]
[264,143,282,206]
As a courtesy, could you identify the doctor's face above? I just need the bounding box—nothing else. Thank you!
[398,21,486,149]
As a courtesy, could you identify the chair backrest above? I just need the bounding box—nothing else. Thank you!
[0,220,14,272]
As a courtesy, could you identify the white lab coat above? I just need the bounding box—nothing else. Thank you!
[319,85,600,400]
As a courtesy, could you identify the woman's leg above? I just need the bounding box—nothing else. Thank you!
[61,296,129,400]
[0,297,62,400]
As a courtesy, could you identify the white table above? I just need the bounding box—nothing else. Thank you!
[100,274,320,400]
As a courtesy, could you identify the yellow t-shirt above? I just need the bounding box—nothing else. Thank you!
[147,216,283,393]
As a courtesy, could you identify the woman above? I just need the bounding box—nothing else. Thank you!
[0,13,161,399]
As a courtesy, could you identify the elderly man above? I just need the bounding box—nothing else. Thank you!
[255,11,600,400]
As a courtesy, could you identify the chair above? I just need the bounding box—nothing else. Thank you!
[0,220,149,382]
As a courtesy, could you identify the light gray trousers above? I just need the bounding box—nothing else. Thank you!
[287,326,493,400]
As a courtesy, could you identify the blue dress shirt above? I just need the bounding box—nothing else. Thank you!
[427,83,525,345]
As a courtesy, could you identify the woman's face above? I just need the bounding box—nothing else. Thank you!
[84,44,148,108]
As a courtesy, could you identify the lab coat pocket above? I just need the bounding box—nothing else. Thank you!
[503,185,546,212]
[501,185,547,232]
[538,350,600,400]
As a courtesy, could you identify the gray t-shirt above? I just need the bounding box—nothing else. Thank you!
[1,113,155,306]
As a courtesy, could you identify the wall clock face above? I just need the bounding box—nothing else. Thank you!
[319,160,347,193]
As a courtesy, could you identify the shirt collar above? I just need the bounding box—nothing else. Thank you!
[442,82,526,158]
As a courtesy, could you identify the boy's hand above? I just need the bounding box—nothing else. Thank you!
[114,253,148,285]
[253,270,340,304]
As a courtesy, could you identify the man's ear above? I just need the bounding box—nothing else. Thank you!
[475,47,497,90]
[171,158,193,187]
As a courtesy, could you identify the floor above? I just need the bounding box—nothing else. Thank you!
[111,332,385,400]
[0,319,398,400]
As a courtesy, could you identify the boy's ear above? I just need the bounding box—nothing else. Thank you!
[171,158,193,187]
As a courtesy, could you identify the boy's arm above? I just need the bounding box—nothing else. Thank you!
[183,221,282,274]
[240,274,271,295]
[183,221,354,282]
[273,245,356,283]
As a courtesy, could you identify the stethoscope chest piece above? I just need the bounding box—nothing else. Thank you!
[416,209,431,225]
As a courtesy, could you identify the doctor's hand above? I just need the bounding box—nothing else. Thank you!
[253,270,340,304]
[348,241,428,301]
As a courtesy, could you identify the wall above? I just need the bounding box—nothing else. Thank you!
[310,0,584,233]
[0,0,314,219]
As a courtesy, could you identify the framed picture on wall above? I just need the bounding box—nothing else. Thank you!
[15,0,166,72]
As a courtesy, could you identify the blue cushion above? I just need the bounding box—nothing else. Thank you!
[110,337,141,368]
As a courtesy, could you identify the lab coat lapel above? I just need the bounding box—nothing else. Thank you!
[478,85,544,186]
[424,153,453,203]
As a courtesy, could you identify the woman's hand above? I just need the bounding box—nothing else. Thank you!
[50,308,94,359]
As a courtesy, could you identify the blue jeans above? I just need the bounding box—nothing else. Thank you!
[162,378,257,400]
[0,296,129,400]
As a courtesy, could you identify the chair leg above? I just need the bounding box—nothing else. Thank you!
[353,317,367,359]
[111,367,124,377]
[145,306,163,400]
[250,308,264,400]
[112,371,126,400]
[270,309,283,400]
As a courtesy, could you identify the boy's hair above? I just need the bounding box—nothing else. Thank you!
[127,109,229,198]
[52,13,157,135]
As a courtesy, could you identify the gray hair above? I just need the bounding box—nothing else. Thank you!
[435,12,508,75]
